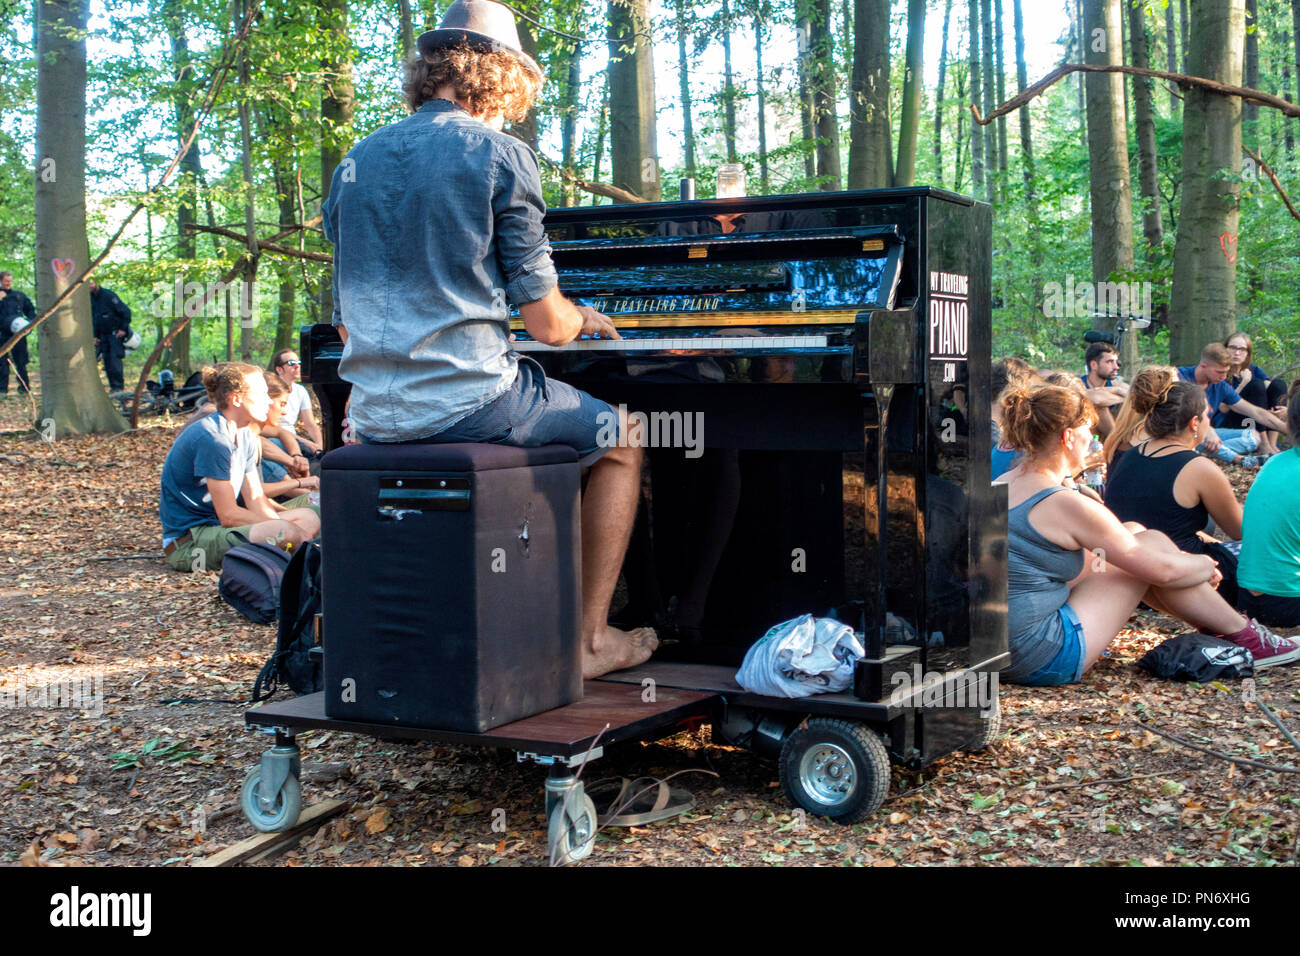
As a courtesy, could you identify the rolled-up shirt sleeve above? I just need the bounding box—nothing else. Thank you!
[492,141,558,306]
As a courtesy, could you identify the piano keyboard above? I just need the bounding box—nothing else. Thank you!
[513,334,831,352]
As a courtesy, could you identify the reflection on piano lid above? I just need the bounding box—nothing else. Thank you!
[512,334,834,353]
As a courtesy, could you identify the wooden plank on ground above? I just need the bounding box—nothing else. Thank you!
[195,799,348,867]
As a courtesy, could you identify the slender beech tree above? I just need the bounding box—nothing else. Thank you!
[847,0,891,187]
[980,0,996,199]
[754,6,770,192]
[1170,0,1246,362]
[1012,0,1039,266]
[933,0,953,184]
[34,0,124,435]
[162,0,200,378]
[1082,0,1135,366]
[796,1,816,179]
[1129,0,1164,253]
[994,0,1007,179]
[319,0,354,323]
[967,0,984,196]
[609,0,660,200]
[1165,1,1178,114]
[722,0,739,163]
[810,0,842,188]
[895,0,926,186]
[1244,0,1259,146]
[674,0,696,178]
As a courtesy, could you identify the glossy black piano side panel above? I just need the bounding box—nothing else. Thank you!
[918,195,1008,679]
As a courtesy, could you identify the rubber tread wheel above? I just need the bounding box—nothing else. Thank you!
[241,767,303,833]
[969,695,1002,751]
[547,792,598,865]
[779,717,891,824]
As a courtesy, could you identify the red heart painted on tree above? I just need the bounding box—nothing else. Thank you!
[50,258,75,283]
[1219,233,1238,264]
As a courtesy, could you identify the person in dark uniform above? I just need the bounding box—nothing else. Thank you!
[88,279,132,392]
[0,270,34,396]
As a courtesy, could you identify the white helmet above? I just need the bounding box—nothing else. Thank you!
[124,330,142,351]
[8,317,28,335]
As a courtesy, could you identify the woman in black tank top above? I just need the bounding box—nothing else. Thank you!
[1103,380,1244,604]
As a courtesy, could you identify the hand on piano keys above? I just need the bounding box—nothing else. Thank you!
[576,305,622,342]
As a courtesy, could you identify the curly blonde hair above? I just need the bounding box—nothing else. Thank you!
[403,41,542,121]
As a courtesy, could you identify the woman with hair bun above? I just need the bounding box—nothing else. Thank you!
[1104,380,1245,606]
[1000,383,1299,684]
[1101,366,1178,471]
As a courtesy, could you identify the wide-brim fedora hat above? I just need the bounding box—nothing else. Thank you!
[417,0,543,79]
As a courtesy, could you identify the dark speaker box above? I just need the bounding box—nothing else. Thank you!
[320,442,582,732]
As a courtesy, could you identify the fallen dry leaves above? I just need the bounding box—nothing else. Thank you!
[2,396,1299,866]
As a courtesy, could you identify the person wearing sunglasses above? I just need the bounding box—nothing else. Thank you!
[270,348,324,456]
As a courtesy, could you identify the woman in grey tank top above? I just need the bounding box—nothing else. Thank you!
[998,382,1296,684]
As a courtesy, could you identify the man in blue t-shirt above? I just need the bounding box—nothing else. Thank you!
[1178,342,1288,468]
[159,363,320,572]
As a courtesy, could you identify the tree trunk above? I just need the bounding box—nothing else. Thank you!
[994,0,1007,178]
[398,0,415,60]
[796,3,817,179]
[1169,0,1245,364]
[847,0,892,188]
[967,0,984,195]
[675,0,696,178]
[1180,0,1189,73]
[1165,0,1178,114]
[1244,0,1258,147]
[1075,0,1087,132]
[34,0,125,436]
[894,0,925,186]
[1013,0,1039,265]
[954,64,968,190]
[561,41,581,206]
[722,0,738,163]
[1082,0,1135,371]
[1128,0,1164,253]
[514,16,539,148]
[236,0,258,362]
[319,0,354,325]
[592,76,609,188]
[608,0,660,201]
[980,0,996,200]
[934,0,953,186]
[1284,29,1295,155]
[755,11,769,193]
[810,0,842,189]
[163,0,198,379]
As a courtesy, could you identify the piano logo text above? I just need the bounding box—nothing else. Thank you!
[596,404,704,459]
[928,270,969,361]
[590,296,723,314]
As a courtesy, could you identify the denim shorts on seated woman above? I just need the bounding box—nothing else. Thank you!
[1017,603,1088,686]
[359,355,620,465]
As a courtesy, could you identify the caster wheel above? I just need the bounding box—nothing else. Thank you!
[547,791,598,865]
[241,766,302,833]
[779,718,891,824]
[969,695,1002,751]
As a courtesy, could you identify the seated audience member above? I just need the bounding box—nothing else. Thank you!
[1103,366,1177,472]
[270,348,324,456]
[1104,378,1244,606]
[999,382,1298,684]
[1217,332,1289,457]
[159,363,320,572]
[1178,343,1287,467]
[255,373,311,483]
[1080,342,1129,439]
[1236,390,1300,628]
[255,373,319,501]
[991,356,1036,479]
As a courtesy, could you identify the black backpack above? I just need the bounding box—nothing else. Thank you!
[252,541,324,701]
[218,540,293,625]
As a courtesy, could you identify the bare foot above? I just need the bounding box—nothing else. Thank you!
[582,623,658,679]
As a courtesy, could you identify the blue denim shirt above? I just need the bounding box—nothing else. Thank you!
[322,100,558,442]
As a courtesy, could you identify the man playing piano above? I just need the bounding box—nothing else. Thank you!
[321,0,656,679]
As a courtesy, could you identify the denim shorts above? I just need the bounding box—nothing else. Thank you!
[1017,603,1088,686]
[360,356,620,465]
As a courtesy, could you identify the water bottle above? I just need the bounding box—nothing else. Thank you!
[1082,435,1105,494]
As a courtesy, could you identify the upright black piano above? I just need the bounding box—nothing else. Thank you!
[303,187,1008,761]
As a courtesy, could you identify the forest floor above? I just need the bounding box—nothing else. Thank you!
[2,391,1299,868]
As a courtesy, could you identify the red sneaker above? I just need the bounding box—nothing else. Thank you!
[1224,619,1300,669]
